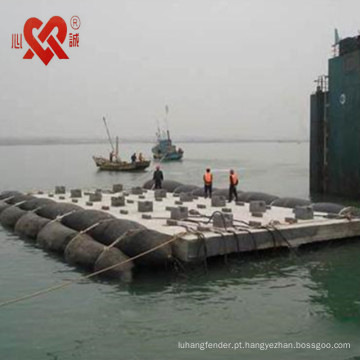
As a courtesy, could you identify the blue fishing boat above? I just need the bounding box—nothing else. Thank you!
[151,106,184,161]
[152,133,184,161]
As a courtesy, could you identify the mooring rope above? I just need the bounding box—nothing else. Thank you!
[93,229,143,270]
[262,224,299,255]
[48,210,78,224]
[63,220,108,250]
[0,231,188,309]
[1,196,15,202]
[13,200,27,207]
[104,229,142,250]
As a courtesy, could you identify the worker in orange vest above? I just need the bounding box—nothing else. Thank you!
[229,169,239,202]
[203,168,213,198]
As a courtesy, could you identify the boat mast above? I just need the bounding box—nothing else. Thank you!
[165,105,170,140]
[115,136,119,157]
[156,119,161,140]
[102,116,115,152]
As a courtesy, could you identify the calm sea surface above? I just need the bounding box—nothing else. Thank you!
[0,142,359,360]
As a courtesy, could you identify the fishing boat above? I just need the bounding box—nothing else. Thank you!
[151,106,184,161]
[93,117,150,171]
[151,133,184,161]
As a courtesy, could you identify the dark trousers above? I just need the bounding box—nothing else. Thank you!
[204,184,212,198]
[154,181,162,189]
[229,185,238,202]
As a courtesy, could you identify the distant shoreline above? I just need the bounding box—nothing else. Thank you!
[0,138,309,146]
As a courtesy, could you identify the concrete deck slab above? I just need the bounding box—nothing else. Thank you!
[35,189,360,263]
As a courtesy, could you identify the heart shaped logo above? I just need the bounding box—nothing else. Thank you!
[23,16,69,66]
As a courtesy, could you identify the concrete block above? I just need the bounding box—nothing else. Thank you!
[154,189,167,198]
[55,186,66,194]
[167,219,178,226]
[155,198,163,202]
[249,201,266,213]
[175,200,183,205]
[213,213,233,228]
[111,196,125,207]
[131,187,143,195]
[101,205,110,211]
[179,192,193,202]
[48,193,54,198]
[112,184,123,193]
[179,206,189,218]
[120,209,128,215]
[236,201,245,206]
[211,195,226,207]
[173,193,179,197]
[89,192,102,202]
[251,212,263,218]
[266,205,272,210]
[59,196,66,200]
[294,206,314,220]
[127,199,134,204]
[138,201,153,212]
[123,191,130,196]
[138,195,146,199]
[166,206,176,211]
[222,207,232,213]
[72,199,78,203]
[70,189,82,198]
[189,209,200,216]
[171,207,188,220]
[197,204,206,209]
[142,214,152,220]
[86,201,93,206]
[37,191,44,195]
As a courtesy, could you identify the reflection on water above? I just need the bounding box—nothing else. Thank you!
[304,241,360,322]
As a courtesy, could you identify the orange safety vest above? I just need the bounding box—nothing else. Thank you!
[230,174,238,185]
[204,172,213,184]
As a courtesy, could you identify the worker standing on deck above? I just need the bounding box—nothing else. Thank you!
[228,169,239,202]
[203,168,213,198]
[131,153,137,163]
[153,165,164,189]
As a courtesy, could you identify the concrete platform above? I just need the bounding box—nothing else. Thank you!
[35,189,360,263]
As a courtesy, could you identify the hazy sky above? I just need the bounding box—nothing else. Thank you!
[1,0,360,140]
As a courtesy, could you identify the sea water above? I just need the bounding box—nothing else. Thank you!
[0,141,359,360]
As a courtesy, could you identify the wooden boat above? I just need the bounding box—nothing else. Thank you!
[93,156,150,171]
[151,106,184,161]
[93,117,150,171]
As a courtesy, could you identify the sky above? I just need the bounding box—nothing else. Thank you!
[1,0,360,140]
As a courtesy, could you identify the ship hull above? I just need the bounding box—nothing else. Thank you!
[93,156,150,171]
